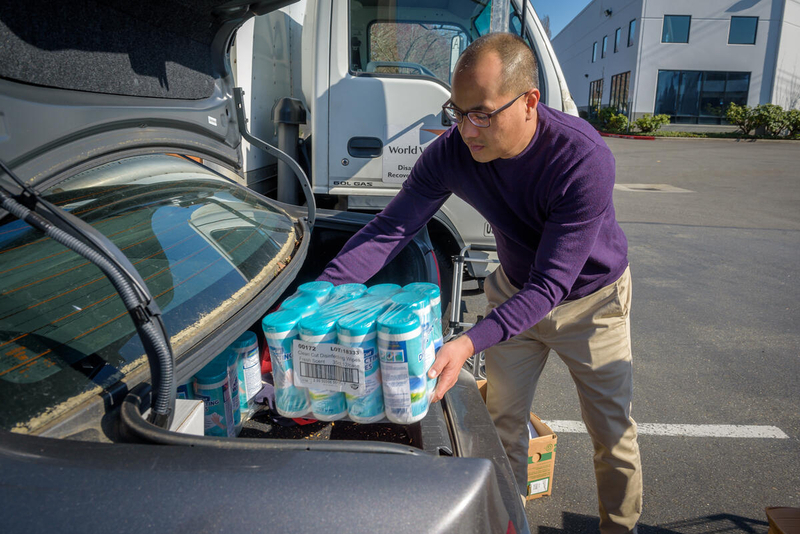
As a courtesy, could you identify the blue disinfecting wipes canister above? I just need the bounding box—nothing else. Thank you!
[391,292,437,393]
[262,309,311,418]
[194,353,237,437]
[402,283,444,350]
[224,348,243,436]
[366,283,403,298]
[330,283,368,302]
[298,311,349,422]
[230,331,263,419]
[337,305,386,424]
[377,308,429,425]
[401,284,443,402]
[176,382,193,400]
[297,281,334,304]
[279,294,321,317]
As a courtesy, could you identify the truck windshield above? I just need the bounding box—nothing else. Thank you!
[353,0,532,86]
[0,155,297,432]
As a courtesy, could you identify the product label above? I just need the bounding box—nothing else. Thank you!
[364,347,379,375]
[293,340,366,395]
[528,477,549,496]
[378,333,429,422]
[269,345,293,371]
[363,366,381,395]
[195,380,234,437]
[380,357,412,420]
[242,351,263,402]
[411,307,436,373]
[227,367,240,410]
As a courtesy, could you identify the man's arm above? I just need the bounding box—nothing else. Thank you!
[429,145,619,399]
[317,172,450,285]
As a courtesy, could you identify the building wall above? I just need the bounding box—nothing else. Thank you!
[635,0,779,116]
[552,0,642,114]
[772,0,800,109]
[552,0,800,122]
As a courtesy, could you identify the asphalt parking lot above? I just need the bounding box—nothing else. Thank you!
[457,138,800,533]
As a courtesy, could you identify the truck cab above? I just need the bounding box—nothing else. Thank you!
[234,0,577,306]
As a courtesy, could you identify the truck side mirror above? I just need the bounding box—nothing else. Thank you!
[449,35,462,79]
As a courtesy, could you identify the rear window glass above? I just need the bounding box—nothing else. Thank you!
[0,155,297,432]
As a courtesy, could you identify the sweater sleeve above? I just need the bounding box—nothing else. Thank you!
[465,145,617,354]
[317,144,452,285]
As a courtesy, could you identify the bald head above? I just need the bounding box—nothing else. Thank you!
[454,33,538,96]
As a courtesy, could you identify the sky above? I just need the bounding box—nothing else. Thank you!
[530,0,593,39]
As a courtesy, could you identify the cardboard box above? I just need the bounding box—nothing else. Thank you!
[144,399,204,436]
[477,380,557,500]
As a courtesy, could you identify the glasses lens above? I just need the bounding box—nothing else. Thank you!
[443,107,462,122]
[468,112,491,127]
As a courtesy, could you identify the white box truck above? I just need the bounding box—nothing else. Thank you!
[232,0,577,306]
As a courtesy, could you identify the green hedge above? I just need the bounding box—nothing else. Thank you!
[588,103,799,139]
[596,107,629,133]
[633,114,671,133]
[726,103,800,138]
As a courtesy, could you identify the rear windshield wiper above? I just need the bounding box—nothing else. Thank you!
[0,160,176,429]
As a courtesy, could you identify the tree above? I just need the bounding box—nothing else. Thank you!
[369,23,453,81]
[541,15,552,40]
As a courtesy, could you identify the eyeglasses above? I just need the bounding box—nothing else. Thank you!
[442,92,529,128]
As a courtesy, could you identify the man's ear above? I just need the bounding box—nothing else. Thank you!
[525,89,541,119]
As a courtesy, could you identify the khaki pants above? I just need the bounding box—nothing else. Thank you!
[484,266,642,534]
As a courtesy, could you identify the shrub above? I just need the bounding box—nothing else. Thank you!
[786,109,800,138]
[597,107,628,132]
[606,113,629,133]
[726,103,758,136]
[753,103,787,137]
[634,114,671,133]
[597,107,617,126]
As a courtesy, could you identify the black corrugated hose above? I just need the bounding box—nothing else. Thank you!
[0,183,175,429]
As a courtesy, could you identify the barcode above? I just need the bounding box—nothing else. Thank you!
[529,478,549,495]
[299,362,360,384]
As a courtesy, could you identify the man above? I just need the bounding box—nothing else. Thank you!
[318,33,642,533]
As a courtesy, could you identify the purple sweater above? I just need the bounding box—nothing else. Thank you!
[318,104,628,354]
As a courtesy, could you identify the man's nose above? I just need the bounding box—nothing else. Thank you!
[459,118,480,139]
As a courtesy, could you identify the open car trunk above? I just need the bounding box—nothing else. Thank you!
[100,211,525,534]
[118,209,451,452]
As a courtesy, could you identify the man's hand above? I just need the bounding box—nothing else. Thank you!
[428,334,475,403]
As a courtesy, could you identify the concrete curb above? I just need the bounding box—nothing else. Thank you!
[598,132,656,141]
[596,130,799,142]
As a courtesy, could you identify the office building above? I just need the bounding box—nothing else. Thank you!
[551,0,800,125]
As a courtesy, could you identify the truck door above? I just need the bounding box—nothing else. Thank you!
[322,0,568,281]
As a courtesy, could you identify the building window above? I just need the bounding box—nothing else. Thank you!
[615,28,621,52]
[729,16,758,44]
[589,78,604,113]
[592,42,597,62]
[662,15,691,43]
[602,36,608,58]
[610,72,631,113]
[628,19,636,47]
[655,70,750,124]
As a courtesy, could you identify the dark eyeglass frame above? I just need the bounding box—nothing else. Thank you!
[442,91,530,128]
